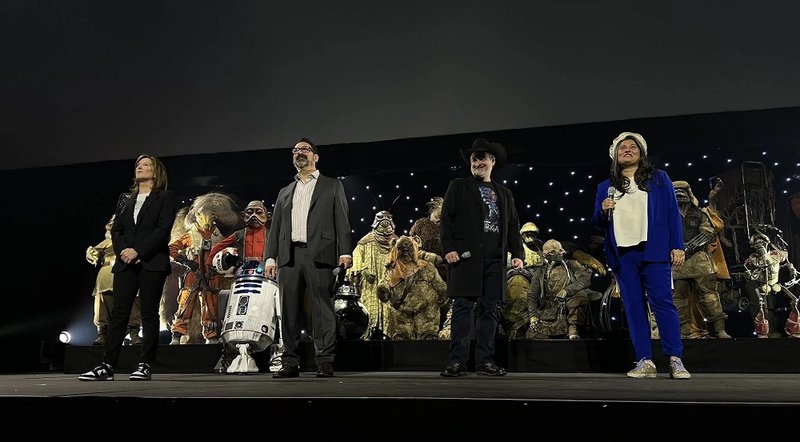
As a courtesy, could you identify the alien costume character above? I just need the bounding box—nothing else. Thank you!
[671,181,730,339]
[169,193,240,344]
[348,210,398,339]
[207,200,272,276]
[376,235,448,340]
[526,239,592,339]
[744,231,800,338]
[86,214,142,345]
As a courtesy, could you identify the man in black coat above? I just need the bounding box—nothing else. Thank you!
[440,138,524,377]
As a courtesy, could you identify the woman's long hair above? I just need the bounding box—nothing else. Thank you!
[609,135,655,194]
[129,154,169,192]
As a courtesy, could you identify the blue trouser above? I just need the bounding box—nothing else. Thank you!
[616,248,683,361]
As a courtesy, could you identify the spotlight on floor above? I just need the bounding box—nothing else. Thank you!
[59,331,72,344]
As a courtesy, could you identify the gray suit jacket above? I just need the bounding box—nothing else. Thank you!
[266,173,352,268]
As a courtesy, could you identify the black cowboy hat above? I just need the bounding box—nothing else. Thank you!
[459,138,507,168]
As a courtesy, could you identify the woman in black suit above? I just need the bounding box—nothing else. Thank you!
[80,154,176,381]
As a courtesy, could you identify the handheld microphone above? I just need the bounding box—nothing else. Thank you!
[606,186,616,218]
[460,251,471,259]
[332,263,346,278]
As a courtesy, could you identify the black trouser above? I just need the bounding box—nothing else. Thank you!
[449,256,503,366]
[277,244,336,369]
[103,266,168,367]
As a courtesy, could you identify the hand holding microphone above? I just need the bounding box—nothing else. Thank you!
[445,250,471,264]
[604,186,616,219]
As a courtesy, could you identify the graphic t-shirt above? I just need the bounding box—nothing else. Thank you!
[478,182,501,258]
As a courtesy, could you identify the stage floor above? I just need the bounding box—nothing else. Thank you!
[2,371,798,436]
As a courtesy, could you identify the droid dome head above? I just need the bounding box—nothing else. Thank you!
[334,284,369,341]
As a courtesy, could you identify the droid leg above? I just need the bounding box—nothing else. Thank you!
[227,343,259,374]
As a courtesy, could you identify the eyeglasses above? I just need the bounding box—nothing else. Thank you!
[292,147,313,154]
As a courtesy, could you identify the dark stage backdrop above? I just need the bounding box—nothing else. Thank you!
[3,1,800,170]
[2,106,799,373]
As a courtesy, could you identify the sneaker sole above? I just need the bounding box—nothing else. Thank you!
[440,371,468,377]
[477,371,507,376]
[129,376,151,381]
[78,376,113,381]
[670,373,691,380]
[626,373,657,378]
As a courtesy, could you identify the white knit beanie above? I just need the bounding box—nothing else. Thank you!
[609,132,648,159]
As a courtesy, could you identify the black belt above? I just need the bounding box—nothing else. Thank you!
[292,241,307,248]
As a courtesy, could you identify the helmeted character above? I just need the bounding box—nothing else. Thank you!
[671,180,730,339]
[526,239,592,339]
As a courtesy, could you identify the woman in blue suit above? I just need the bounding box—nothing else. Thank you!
[80,154,175,381]
[592,132,691,379]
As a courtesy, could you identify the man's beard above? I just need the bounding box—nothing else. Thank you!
[294,155,309,169]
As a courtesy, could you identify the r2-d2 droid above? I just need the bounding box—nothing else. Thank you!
[217,257,281,373]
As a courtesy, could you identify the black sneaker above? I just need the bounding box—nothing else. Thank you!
[78,362,114,381]
[316,362,334,378]
[476,361,507,376]
[129,362,152,381]
[440,361,468,377]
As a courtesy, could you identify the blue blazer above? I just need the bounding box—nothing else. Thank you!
[591,169,683,272]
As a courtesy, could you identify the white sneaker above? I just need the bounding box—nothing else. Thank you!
[626,358,657,378]
[669,357,691,380]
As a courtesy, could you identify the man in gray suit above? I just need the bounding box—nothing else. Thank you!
[265,137,353,378]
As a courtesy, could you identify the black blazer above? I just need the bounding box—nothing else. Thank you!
[440,177,523,299]
[266,174,352,268]
[111,189,176,273]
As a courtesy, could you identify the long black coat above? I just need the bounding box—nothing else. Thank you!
[440,177,524,299]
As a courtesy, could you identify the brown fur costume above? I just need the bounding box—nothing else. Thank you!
[377,236,448,340]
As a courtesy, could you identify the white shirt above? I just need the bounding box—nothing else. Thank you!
[264,170,351,267]
[613,185,648,247]
[291,170,319,243]
[133,192,150,224]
